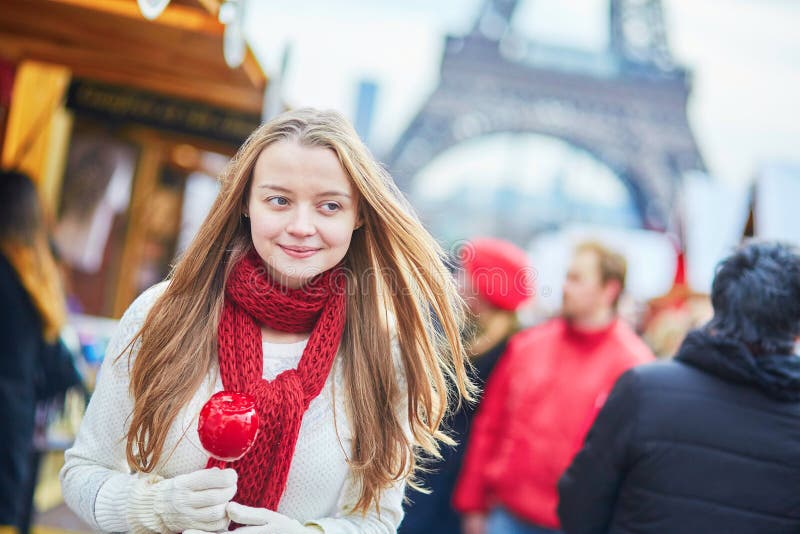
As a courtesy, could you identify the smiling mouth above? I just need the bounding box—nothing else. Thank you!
[279,245,321,258]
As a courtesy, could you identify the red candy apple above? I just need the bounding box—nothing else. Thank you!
[197,391,260,462]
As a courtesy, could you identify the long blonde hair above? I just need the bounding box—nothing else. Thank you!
[0,170,67,342]
[125,109,475,512]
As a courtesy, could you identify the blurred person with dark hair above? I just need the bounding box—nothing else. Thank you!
[454,241,654,534]
[559,241,800,533]
[0,170,82,533]
[401,238,534,534]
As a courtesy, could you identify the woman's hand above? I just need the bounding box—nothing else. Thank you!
[127,468,238,533]
[184,502,323,534]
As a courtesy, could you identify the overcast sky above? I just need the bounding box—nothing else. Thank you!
[245,0,800,186]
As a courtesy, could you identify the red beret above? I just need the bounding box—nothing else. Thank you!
[459,238,535,311]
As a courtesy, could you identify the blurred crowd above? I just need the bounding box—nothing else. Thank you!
[400,236,800,534]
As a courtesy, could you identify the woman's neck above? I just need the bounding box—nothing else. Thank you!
[261,326,310,344]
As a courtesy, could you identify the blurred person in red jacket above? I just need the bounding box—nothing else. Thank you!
[453,241,654,534]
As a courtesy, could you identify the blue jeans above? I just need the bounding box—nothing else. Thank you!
[487,507,562,534]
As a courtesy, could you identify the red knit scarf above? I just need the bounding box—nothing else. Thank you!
[207,250,347,509]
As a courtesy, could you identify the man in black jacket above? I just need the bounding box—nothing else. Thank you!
[558,241,800,534]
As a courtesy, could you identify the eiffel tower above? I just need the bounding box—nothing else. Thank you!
[386,0,705,233]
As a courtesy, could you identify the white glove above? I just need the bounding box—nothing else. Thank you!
[184,502,323,534]
[127,467,238,533]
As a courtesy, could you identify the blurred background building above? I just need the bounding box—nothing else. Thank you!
[1,0,266,319]
[389,0,705,240]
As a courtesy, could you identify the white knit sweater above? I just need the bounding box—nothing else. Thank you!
[60,282,406,533]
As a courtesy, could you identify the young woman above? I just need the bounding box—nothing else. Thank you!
[61,109,473,533]
[1,170,82,533]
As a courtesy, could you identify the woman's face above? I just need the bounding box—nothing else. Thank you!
[246,140,360,288]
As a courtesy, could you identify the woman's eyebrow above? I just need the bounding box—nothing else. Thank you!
[256,183,290,192]
[257,183,351,199]
[317,191,352,199]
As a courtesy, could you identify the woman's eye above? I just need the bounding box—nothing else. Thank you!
[267,196,289,206]
[321,202,341,212]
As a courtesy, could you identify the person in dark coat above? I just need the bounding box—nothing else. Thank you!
[558,241,800,534]
[400,238,534,534]
[0,170,82,533]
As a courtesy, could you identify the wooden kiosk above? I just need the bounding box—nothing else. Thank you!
[0,0,267,318]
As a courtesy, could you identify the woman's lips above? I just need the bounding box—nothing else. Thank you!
[279,245,321,259]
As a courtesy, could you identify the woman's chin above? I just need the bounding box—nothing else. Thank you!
[273,267,323,289]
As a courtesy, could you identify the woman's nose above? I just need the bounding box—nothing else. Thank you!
[286,206,316,236]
